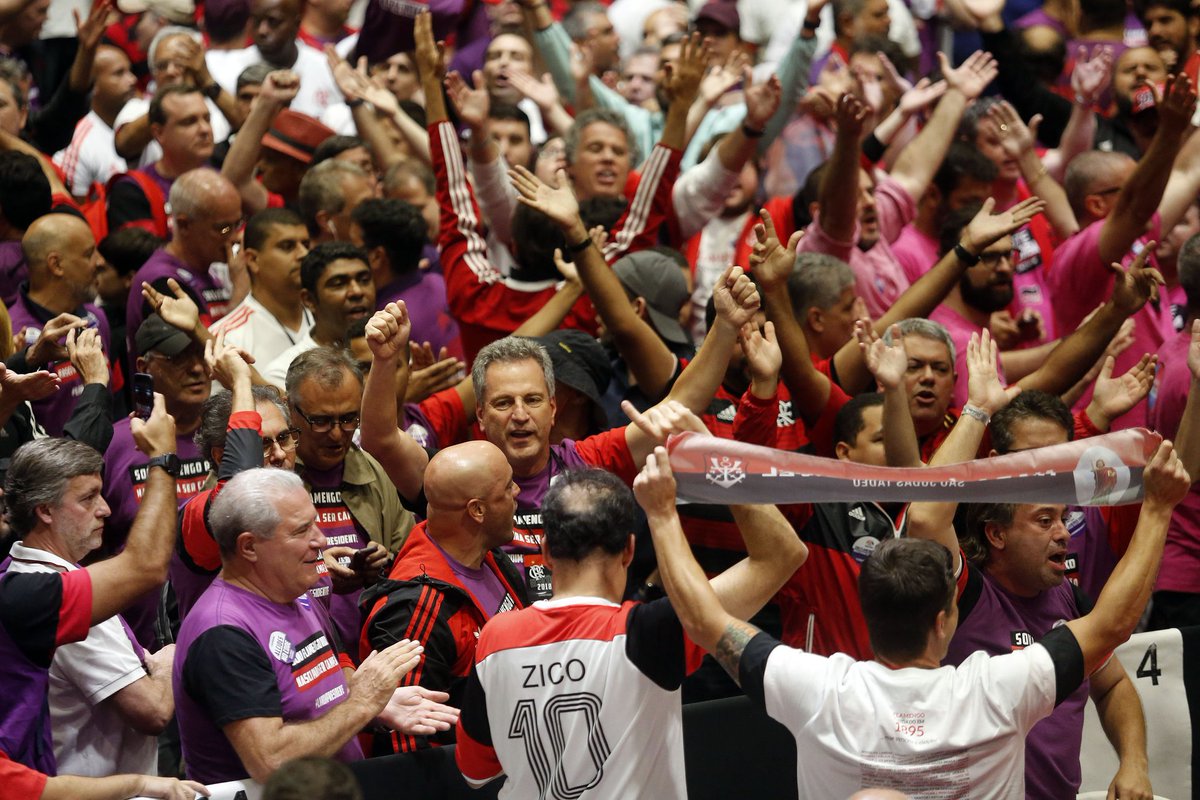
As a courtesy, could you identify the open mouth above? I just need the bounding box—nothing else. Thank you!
[914,389,938,405]
[1048,552,1067,571]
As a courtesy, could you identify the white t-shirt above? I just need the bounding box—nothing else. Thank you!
[210,293,314,370]
[206,41,346,121]
[53,110,127,196]
[6,542,158,777]
[113,95,233,170]
[755,640,1065,799]
[263,327,317,388]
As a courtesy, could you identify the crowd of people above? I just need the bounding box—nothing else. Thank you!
[1,0,1200,796]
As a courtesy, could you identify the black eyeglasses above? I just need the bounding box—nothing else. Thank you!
[293,404,360,433]
[262,428,301,454]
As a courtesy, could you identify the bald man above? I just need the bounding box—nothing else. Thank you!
[11,213,116,435]
[125,168,242,352]
[360,441,529,754]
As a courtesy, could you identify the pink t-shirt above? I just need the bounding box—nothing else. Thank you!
[798,174,915,319]
[1151,328,1200,593]
[1048,213,1173,428]
[892,223,940,285]
[929,304,1006,407]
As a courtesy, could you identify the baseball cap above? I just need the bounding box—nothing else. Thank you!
[613,250,691,345]
[694,0,739,34]
[135,314,193,357]
[262,110,336,165]
[117,0,196,25]
[530,330,612,409]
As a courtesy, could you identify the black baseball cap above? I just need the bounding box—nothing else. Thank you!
[135,313,193,357]
[530,329,612,408]
[613,250,691,345]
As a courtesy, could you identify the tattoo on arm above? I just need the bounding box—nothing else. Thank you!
[713,620,758,686]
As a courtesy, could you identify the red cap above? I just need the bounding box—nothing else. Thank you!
[261,109,335,164]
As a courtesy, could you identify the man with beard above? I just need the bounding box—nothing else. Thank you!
[1140,0,1200,77]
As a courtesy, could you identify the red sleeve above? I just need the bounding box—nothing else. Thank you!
[732,389,780,447]
[430,120,508,327]
[57,569,92,647]
[806,358,852,458]
[0,750,47,798]
[455,721,504,787]
[418,386,470,449]
[574,427,638,484]
[603,145,682,262]
[1073,408,1103,439]
[1102,502,1143,558]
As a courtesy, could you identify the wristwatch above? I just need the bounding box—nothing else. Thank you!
[147,453,181,477]
[202,82,221,101]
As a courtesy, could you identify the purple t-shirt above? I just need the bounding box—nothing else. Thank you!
[429,535,506,616]
[174,578,360,783]
[945,563,1091,799]
[125,248,232,355]
[354,0,487,65]
[102,417,211,646]
[0,240,27,307]
[304,463,369,653]
[1152,328,1200,593]
[7,290,112,436]
[375,270,462,359]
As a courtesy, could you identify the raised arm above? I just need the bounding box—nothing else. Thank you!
[887,51,997,203]
[817,92,870,245]
[988,101,1078,240]
[83,395,177,625]
[221,70,299,215]
[906,330,1019,573]
[360,303,430,501]
[1171,320,1200,479]
[859,322,921,467]
[634,447,764,678]
[1098,73,1194,266]
[1066,441,1189,675]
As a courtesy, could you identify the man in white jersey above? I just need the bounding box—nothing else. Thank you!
[637,442,1189,799]
[454,422,808,799]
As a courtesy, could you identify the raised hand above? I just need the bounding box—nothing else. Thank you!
[326,46,371,103]
[633,445,679,520]
[509,164,581,230]
[898,77,947,115]
[960,196,1046,255]
[142,278,200,334]
[379,685,460,736]
[552,247,579,284]
[749,208,803,290]
[27,313,86,368]
[966,329,1020,414]
[405,355,464,403]
[742,320,781,387]
[663,32,707,106]
[858,321,907,391]
[74,0,112,52]
[623,398,709,442]
[744,70,782,131]
[1142,439,1191,508]
[1091,353,1156,424]
[939,50,998,100]
[699,49,749,107]
[0,362,59,402]
[712,265,761,329]
[259,69,301,108]
[445,69,490,128]
[130,392,178,457]
[1071,45,1114,107]
[1158,72,1197,136]
[204,330,253,389]
[365,302,412,364]
[506,68,562,111]
[66,327,109,386]
[834,91,869,140]
[1108,242,1166,314]
[413,11,445,83]
[988,100,1039,158]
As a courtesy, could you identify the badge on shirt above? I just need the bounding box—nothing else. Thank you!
[269,631,294,663]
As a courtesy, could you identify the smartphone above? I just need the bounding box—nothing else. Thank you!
[133,373,154,420]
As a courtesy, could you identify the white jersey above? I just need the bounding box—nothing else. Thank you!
[262,327,317,388]
[745,628,1082,799]
[206,41,345,121]
[455,596,704,800]
[53,110,127,196]
[113,96,232,170]
[210,293,313,370]
[6,542,158,777]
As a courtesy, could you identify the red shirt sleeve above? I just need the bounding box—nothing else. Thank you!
[0,750,47,798]
[733,389,780,447]
[603,145,682,262]
[806,358,851,458]
[575,427,638,485]
[418,386,470,449]
[57,569,93,647]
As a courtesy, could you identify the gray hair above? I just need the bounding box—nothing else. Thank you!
[883,318,956,365]
[563,1,607,40]
[957,95,1003,144]
[0,58,27,111]
[299,160,368,231]
[564,108,640,169]
[5,439,104,536]
[787,253,855,314]
[237,62,274,91]
[285,347,364,408]
[209,468,305,556]
[169,168,233,218]
[383,159,435,198]
[149,26,203,74]
[195,385,291,461]
[471,337,555,404]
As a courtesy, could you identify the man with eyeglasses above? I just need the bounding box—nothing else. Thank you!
[101,314,215,647]
[285,345,422,651]
[124,168,242,356]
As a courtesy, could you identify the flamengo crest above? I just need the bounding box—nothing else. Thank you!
[705,454,745,488]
